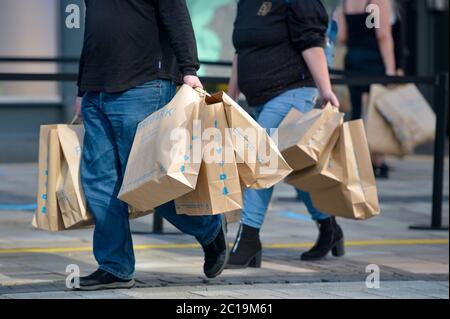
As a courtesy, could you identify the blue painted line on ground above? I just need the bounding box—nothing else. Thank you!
[0,204,36,211]
[278,211,313,222]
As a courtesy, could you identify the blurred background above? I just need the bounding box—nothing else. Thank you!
[0,1,448,299]
[0,0,448,161]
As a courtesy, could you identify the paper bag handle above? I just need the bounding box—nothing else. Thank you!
[323,102,341,111]
[70,114,83,125]
[194,87,211,97]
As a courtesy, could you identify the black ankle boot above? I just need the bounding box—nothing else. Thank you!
[301,217,345,261]
[226,224,262,269]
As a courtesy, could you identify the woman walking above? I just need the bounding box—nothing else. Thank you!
[336,0,397,178]
[226,0,343,268]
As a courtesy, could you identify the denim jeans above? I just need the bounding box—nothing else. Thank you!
[241,88,330,229]
[81,80,221,280]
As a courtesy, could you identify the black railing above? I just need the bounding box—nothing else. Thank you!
[0,57,448,232]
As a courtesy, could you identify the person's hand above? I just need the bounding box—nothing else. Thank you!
[320,90,340,108]
[227,88,240,101]
[385,68,396,76]
[183,75,203,89]
[74,97,83,120]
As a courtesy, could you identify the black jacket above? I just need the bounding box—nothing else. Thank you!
[233,0,328,106]
[77,0,199,95]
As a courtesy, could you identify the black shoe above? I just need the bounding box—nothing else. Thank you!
[226,223,262,269]
[373,163,390,179]
[202,215,229,279]
[301,217,345,261]
[75,269,135,291]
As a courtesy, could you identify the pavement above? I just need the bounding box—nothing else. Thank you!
[0,155,448,299]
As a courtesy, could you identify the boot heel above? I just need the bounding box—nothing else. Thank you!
[248,251,262,268]
[331,239,345,257]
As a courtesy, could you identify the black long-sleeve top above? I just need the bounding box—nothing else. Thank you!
[233,0,328,106]
[77,0,199,96]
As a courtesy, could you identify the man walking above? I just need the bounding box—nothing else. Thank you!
[75,0,228,291]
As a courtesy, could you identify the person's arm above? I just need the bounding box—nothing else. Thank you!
[155,0,202,87]
[76,53,85,100]
[335,7,347,44]
[287,0,339,107]
[303,48,339,107]
[227,54,240,101]
[75,4,86,118]
[74,97,83,119]
[373,0,396,75]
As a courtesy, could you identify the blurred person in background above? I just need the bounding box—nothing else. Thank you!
[391,0,406,76]
[226,0,344,269]
[336,0,397,178]
[73,0,229,291]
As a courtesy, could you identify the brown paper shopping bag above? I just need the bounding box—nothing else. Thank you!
[285,125,342,192]
[278,104,343,172]
[375,84,436,154]
[205,92,292,189]
[34,124,153,232]
[55,125,94,229]
[309,120,380,220]
[34,124,93,231]
[33,125,66,231]
[56,162,94,229]
[119,85,203,212]
[175,102,243,216]
[365,85,407,157]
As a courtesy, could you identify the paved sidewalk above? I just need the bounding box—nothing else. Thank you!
[1,281,448,299]
[0,156,448,299]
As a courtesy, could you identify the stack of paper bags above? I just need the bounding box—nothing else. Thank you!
[277,104,343,172]
[33,125,152,232]
[279,107,380,220]
[307,121,380,220]
[119,85,292,219]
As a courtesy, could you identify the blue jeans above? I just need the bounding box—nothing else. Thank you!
[81,80,221,280]
[242,88,330,229]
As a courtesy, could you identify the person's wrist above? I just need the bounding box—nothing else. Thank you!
[319,88,333,98]
[319,89,340,108]
[385,68,396,76]
[183,75,203,89]
[182,67,198,77]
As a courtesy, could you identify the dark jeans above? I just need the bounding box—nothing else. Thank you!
[345,48,385,120]
[80,80,221,280]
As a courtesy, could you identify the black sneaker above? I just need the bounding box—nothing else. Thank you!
[74,269,135,291]
[202,215,229,279]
